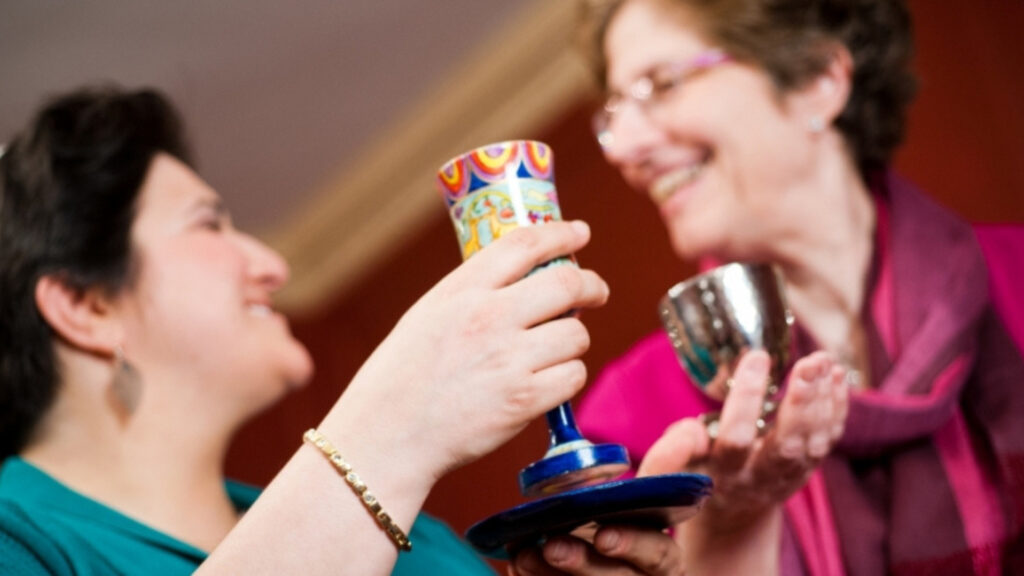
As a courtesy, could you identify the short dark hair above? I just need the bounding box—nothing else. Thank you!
[580,0,917,175]
[0,86,192,461]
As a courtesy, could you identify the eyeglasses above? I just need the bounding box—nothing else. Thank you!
[593,50,732,150]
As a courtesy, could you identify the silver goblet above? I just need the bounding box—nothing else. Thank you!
[658,262,793,437]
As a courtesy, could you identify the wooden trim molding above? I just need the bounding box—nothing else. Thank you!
[265,0,595,313]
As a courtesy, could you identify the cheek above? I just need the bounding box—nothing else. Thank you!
[135,249,243,333]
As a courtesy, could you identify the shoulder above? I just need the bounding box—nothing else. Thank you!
[0,500,73,575]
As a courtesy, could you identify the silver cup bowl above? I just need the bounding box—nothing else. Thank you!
[658,262,793,408]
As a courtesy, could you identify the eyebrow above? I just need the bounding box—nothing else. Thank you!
[609,58,679,92]
[187,196,231,220]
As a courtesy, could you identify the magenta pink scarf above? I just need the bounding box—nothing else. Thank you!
[788,176,1024,576]
[576,174,1024,575]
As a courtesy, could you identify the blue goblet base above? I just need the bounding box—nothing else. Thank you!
[467,472,713,558]
[518,442,630,497]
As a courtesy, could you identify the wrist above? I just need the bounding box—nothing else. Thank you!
[315,391,438,531]
[679,505,782,576]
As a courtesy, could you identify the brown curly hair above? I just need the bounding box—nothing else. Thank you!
[579,0,917,175]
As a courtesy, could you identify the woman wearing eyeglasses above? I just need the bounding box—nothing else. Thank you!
[510,0,1024,575]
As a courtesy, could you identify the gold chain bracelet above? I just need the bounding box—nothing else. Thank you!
[303,428,412,552]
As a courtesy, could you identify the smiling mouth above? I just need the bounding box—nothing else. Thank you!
[246,303,274,318]
[649,160,708,204]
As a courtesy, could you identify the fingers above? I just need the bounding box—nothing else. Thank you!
[512,528,684,576]
[458,221,593,288]
[711,350,771,473]
[751,352,848,488]
[637,417,710,477]
[830,365,849,442]
[521,360,589,417]
[510,547,565,576]
[502,265,610,327]
[591,526,684,575]
[751,352,831,482]
[781,352,836,457]
[519,317,591,373]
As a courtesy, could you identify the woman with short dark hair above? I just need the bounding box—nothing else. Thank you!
[0,85,612,575]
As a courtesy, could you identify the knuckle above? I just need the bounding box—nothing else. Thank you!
[563,359,588,391]
[774,438,807,462]
[732,377,766,400]
[463,300,503,336]
[565,319,591,356]
[551,265,584,300]
[504,226,542,254]
[504,382,541,418]
[639,541,676,574]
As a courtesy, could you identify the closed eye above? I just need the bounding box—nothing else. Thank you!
[198,217,225,232]
[649,69,687,99]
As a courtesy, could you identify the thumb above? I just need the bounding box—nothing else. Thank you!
[637,417,710,477]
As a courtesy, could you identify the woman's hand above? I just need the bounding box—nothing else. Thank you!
[327,221,610,483]
[510,525,686,576]
[640,350,850,532]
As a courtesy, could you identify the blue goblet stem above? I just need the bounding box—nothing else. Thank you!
[519,401,630,497]
[545,403,586,447]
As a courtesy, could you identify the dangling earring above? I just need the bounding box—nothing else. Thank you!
[808,116,826,134]
[112,345,143,415]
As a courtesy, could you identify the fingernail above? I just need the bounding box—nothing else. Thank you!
[547,540,570,563]
[744,351,770,374]
[570,220,590,237]
[596,528,620,552]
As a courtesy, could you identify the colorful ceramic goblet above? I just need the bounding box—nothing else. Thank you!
[438,140,630,497]
[658,262,793,436]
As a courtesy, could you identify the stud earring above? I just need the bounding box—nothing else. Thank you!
[808,116,826,134]
[112,345,143,415]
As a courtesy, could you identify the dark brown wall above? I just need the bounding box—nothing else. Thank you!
[226,1,1024,570]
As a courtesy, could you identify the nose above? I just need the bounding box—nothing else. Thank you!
[600,102,663,169]
[236,231,290,292]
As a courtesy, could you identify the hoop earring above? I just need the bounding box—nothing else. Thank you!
[112,346,143,415]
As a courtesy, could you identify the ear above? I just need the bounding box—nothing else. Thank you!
[789,42,854,128]
[35,275,121,357]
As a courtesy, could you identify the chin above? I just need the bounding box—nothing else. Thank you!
[279,341,315,391]
[667,227,716,262]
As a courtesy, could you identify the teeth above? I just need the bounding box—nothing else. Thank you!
[248,304,272,318]
[650,163,704,203]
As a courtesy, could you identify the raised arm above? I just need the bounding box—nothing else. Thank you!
[199,221,609,575]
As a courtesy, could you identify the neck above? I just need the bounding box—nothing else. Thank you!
[768,155,877,381]
[22,354,242,551]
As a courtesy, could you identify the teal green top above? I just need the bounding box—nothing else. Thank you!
[0,457,493,575]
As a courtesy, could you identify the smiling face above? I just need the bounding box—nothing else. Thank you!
[601,0,826,262]
[113,154,313,422]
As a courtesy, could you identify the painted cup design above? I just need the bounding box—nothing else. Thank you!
[438,140,563,262]
[437,141,631,497]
